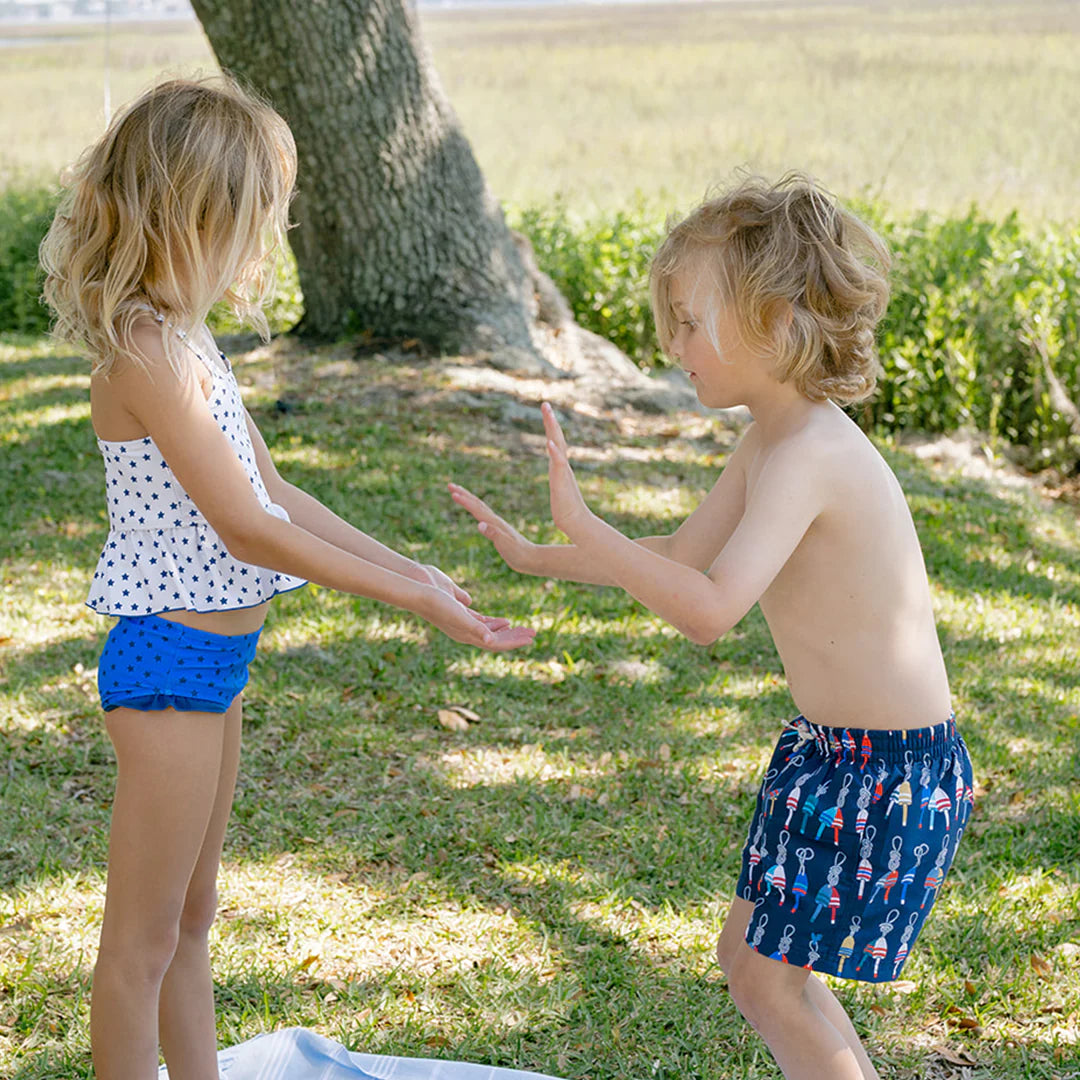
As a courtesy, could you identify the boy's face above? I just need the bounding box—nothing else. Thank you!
[668,272,764,409]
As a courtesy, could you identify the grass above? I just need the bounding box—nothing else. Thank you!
[2,1,1080,219]
[1,332,1078,1078]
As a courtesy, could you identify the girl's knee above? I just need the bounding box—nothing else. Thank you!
[177,885,219,941]
[96,922,180,988]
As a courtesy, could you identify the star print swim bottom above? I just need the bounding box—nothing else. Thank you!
[98,613,262,714]
[733,714,973,982]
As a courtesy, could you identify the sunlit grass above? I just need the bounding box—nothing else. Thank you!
[1,333,1078,1078]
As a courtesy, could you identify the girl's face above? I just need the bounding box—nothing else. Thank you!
[667,272,766,410]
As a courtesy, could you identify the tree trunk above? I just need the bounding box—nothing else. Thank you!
[189,0,550,369]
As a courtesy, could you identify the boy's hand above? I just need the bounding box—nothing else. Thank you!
[419,562,472,606]
[448,482,537,573]
[541,402,597,539]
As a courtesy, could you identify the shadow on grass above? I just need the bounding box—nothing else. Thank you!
[3,343,1079,1078]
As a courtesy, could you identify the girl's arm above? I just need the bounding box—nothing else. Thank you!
[246,414,471,603]
[540,404,824,645]
[448,424,751,583]
[105,330,532,651]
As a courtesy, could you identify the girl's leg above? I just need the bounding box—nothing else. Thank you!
[716,897,881,1080]
[159,696,243,1079]
[91,705,229,1080]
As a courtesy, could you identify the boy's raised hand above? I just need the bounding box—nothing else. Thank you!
[448,482,537,573]
[541,402,596,539]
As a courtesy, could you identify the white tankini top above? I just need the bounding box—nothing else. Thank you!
[87,326,307,616]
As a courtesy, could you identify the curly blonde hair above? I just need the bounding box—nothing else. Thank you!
[650,172,891,404]
[40,75,296,377]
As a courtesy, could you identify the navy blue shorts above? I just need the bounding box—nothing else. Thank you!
[98,613,261,714]
[734,714,973,983]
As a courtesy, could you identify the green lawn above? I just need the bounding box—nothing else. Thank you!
[0,334,1078,1078]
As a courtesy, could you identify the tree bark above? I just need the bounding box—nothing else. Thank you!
[190,0,550,369]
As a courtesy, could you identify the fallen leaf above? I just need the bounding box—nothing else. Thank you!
[932,1045,978,1066]
[964,980,978,996]
[1031,953,1052,978]
[446,704,480,722]
[869,1004,887,1017]
[426,1035,451,1048]
[438,709,469,732]
[659,743,672,762]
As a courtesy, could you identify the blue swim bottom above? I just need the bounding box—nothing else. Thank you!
[734,714,973,983]
[98,613,262,714]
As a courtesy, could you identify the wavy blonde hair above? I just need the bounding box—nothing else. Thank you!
[650,172,891,404]
[40,75,296,377]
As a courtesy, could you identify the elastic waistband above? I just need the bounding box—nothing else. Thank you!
[114,613,262,649]
[785,713,960,765]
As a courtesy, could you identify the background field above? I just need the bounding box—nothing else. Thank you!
[2,0,1080,219]
[1,3,1079,1078]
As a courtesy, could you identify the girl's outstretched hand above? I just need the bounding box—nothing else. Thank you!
[448,482,537,573]
[541,401,596,539]
[419,562,472,606]
[422,588,536,652]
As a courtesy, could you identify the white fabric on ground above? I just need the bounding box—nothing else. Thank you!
[158,1027,567,1080]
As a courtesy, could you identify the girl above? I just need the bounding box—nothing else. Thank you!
[40,76,534,1079]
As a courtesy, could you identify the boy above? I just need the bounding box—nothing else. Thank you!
[450,173,973,1080]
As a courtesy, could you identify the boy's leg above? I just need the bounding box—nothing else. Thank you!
[159,696,243,1079]
[716,897,881,1080]
[91,705,228,1080]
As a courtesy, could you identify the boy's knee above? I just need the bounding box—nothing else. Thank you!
[715,934,738,976]
[725,955,796,1035]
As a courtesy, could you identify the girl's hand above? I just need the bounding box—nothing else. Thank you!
[541,402,596,539]
[420,562,472,606]
[448,482,538,573]
[421,588,536,652]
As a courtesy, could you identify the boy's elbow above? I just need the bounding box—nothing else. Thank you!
[683,615,728,647]
[683,592,734,646]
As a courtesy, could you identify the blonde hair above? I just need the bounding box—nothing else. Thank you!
[40,75,296,377]
[650,172,891,404]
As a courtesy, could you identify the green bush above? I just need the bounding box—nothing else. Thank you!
[509,198,666,368]
[0,184,303,340]
[513,201,1080,468]
[0,183,59,336]
[870,209,1080,466]
[3,182,1078,465]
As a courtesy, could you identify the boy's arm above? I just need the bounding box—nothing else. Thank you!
[247,413,471,603]
[542,404,824,645]
[448,482,668,585]
[448,436,749,583]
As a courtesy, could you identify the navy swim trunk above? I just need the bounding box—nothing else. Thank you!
[734,714,973,983]
[98,613,261,714]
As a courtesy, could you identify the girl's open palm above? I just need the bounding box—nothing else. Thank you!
[448,482,536,572]
[425,589,536,652]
